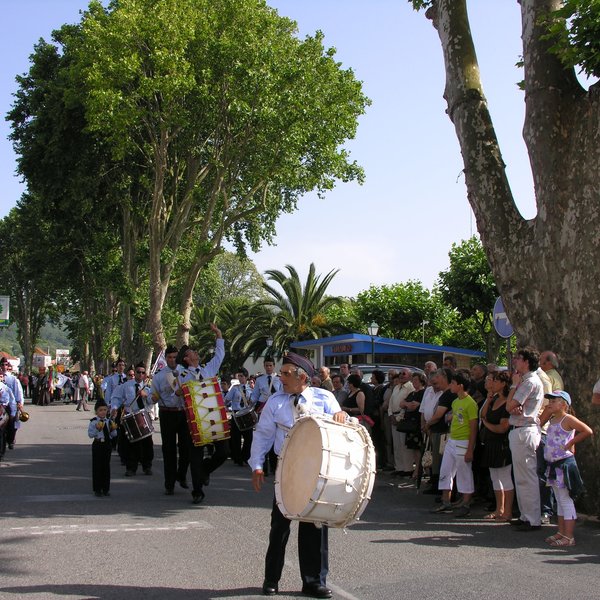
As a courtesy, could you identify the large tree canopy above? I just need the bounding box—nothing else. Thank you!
[74,0,369,351]
[7,0,369,367]
[410,0,600,511]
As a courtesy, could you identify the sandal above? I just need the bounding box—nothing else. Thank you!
[484,513,499,520]
[549,536,576,547]
[545,532,564,544]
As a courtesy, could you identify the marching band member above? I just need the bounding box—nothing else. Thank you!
[225,367,254,466]
[0,358,24,449]
[251,359,282,409]
[249,353,345,599]
[176,323,227,504]
[0,378,15,461]
[151,345,191,495]
[88,399,118,497]
[111,362,153,476]
[104,358,128,457]
[251,359,282,476]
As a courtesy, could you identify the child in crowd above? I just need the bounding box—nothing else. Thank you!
[431,370,479,517]
[541,390,593,547]
[88,399,118,497]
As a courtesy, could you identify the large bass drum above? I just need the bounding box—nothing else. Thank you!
[182,378,230,446]
[275,415,376,528]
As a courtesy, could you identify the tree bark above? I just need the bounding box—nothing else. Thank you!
[425,0,600,512]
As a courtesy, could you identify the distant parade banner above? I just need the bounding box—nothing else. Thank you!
[0,296,9,327]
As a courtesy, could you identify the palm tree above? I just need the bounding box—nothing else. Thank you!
[239,263,343,359]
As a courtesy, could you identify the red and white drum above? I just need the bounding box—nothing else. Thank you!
[121,409,154,442]
[275,415,376,528]
[182,378,230,446]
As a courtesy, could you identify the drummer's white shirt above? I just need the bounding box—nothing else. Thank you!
[112,379,152,414]
[177,338,225,383]
[248,386,341,472]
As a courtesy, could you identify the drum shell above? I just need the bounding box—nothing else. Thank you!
[233,406,258,431]
[275,415,376,528]
[182,378,230,446]
[122,410,154,442]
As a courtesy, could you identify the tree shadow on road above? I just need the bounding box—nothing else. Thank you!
[0,583,309,599]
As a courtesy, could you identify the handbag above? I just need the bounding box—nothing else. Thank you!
[421,449,432,469]
[396,418,419,433]
[421,435,432,468]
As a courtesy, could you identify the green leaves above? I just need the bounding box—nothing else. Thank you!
[437,236,498,323]
[542,0,600,78]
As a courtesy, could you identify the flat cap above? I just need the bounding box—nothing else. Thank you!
[282,352,315,377]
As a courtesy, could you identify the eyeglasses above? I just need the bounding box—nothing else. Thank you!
[136,370,146,374]
[279,369,298,377]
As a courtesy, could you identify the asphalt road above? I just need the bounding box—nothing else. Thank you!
[1,401,598,600]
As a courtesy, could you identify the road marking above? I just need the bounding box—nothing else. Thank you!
[5,521,212,536]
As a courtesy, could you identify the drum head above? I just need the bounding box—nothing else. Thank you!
[279,418,322,515]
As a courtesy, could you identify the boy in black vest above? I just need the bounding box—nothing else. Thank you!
[88,399,117,496]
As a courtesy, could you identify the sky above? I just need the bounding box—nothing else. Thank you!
[0,1,538,299]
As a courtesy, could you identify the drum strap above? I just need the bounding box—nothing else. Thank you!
[135,384,144,410]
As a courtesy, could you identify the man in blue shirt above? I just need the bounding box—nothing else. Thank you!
[0,378,16,460]
[0,359,24,449]
[225,367,254,466]
[250,353,345,599]
[111,362,153,476]
[151,345,190,495]
[251,359,283,476]
[104,358,128,458]
[176,323,226,504]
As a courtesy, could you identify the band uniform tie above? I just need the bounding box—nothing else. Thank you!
[135,383,144,410]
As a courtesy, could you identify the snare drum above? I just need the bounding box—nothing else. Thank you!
[121,409,154,442]
[275,415,376,528]
[233,406,258,431]
[182,378,230,446]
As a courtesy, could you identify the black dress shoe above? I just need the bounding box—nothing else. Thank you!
[262,581,278,596]
[165,488,174,496]
[192,490,205,504]
[178,479,189,489]
[301,583,332,598]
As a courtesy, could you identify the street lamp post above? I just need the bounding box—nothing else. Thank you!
[421,320,429,344]
[367,322,379,364]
